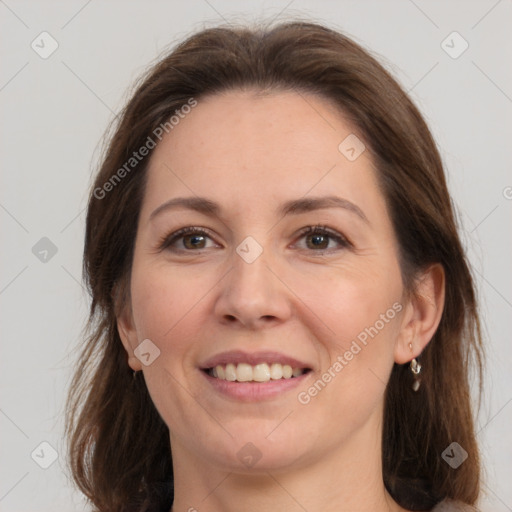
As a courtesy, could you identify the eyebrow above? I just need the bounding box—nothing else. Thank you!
[149,195,369,224]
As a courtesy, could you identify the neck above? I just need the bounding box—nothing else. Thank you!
[169,414,408,512]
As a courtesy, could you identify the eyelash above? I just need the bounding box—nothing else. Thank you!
[157,224,352,255]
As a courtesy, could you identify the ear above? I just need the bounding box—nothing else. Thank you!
[394,263,445,364]
[115,285,143,372]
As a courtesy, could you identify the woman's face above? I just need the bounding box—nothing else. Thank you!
[119,90,411,472]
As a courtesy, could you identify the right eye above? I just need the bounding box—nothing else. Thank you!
[158,227,220,252]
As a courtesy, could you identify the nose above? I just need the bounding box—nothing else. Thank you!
[214,243,292,330]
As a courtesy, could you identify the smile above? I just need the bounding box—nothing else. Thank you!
[199,350,313,401]
[206,362,310,382]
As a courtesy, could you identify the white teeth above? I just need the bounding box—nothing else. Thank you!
[210,362,306,382]
[253,363,271,382]
[236,363,253,382]
[216,365,225,380]
[269,363,283,380]
[225,363,237,381]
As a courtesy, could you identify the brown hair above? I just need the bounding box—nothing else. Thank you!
[65,21,484,511]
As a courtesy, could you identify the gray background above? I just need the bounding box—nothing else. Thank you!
[1,1,511,510]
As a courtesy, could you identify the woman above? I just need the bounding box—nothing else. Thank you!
[66,21,484,512]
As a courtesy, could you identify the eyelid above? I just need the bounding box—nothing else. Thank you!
[292,224,352,253]
[157,224,352,253]
[157,226,219,252]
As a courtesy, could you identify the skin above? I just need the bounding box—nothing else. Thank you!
[118,90,445,512]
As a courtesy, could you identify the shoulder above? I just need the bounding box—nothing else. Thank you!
[431,499,481,512]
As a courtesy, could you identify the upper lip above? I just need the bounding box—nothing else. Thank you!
[200,350,312,370]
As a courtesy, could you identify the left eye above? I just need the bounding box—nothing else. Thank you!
[294,225,350,252]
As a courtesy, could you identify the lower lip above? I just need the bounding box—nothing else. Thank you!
[201,370,311,401]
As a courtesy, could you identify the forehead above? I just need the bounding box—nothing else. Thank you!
[142,90,385,221]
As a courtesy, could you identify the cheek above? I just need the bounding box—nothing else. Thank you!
[295,258,403,343]
[295,262,402,400]
[129,264,210,433]
[130,261,208,343]
[294,286,400,438]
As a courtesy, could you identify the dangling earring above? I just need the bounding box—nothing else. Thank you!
[409,342,422,391]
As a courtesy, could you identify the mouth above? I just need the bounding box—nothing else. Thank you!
[199,350,313,400]
[203,362,312,382]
